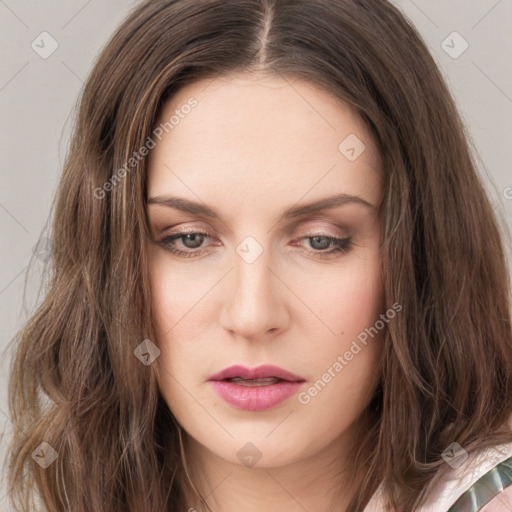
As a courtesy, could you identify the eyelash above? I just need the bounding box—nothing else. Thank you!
[157,228,353,260]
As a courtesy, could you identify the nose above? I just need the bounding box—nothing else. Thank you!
[219,240,290,340]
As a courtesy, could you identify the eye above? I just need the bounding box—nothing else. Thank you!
[295,234,353,260]
[156,229,353,259]
[158,230,214,258]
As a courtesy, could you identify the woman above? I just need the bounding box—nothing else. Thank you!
[6,1,512,511]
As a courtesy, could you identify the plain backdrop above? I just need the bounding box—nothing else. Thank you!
[0,0,511,508]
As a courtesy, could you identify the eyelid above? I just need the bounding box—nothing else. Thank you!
[296,222,350,240]
[155,223,216,239]
[161,223,348,241]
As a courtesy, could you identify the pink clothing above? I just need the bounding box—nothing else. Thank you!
[480,486,512,512]
[364,416,512,511]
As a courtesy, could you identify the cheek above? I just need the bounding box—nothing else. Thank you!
[294,257,385,445]
[339,263,384,336]
[148,251,213,343]
[294,251,384,343]
[148,254,220,402]
[292,251,384,404]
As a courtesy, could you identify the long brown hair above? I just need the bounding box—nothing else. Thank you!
[5,0,512,510]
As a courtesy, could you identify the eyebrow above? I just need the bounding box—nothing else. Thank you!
[147,193,376,221]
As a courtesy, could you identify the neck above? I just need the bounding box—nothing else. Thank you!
[178,415,373,512]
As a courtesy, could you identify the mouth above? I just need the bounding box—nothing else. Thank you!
[207,364,306,383]
[222,376,286,387]
[208,365,306,411]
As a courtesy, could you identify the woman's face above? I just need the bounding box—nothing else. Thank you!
[147,72,385,469]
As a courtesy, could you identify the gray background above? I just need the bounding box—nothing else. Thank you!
[0,0,511,508]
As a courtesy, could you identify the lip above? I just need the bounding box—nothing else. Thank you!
[208,365,306,412]
[207,364,305,382]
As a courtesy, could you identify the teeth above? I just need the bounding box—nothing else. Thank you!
[227,377,282,387]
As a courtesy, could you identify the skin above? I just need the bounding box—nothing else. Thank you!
[146,71,386,512]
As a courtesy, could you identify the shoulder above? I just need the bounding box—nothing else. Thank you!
[447,454,512,512]
[364,430,512,511]
[479,483,512,511]
[418,441,512,512]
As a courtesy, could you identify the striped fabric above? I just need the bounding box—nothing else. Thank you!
[447,455,512,511]
[363,435,512,511]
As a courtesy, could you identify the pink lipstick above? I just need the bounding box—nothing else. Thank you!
[207,365,306,411]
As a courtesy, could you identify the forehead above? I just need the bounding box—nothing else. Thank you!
[147,72,383,214]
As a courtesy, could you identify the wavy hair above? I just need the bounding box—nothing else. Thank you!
[5,0,512,510]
